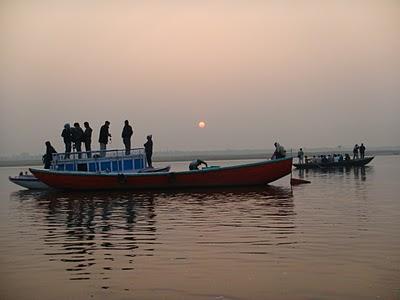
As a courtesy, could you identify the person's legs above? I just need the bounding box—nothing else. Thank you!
[146,152,152,167]
[124,138,131,155]
[100,143,106,157]
[85,141,91,158]
[75,142,82,159]
[65,142,71,159]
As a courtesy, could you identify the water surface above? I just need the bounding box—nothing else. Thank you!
[0,157,399,299]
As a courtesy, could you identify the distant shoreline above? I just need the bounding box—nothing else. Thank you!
[1,149,398,168]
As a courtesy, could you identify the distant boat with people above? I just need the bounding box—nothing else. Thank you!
[293,156,374,169]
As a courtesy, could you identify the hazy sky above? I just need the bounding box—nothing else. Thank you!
[1,0,399,156]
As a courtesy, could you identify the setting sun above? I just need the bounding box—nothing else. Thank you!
[198,121,206,128]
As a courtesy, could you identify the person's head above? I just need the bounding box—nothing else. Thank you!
[300,148,303,151]
[105,121,110,126]
[64,123,70,129]
[274,142,278,147]
[45,141,51,147]
[84,121,89,128]
[361,143,364,146]
[355,144,358,147]
[74,122,79,128]
[147,134,152,140]
[125,120,129,125]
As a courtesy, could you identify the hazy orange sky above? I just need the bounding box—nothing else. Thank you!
[1,1,399,156]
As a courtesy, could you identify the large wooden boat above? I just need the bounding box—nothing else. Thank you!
[30,158,293,191]
[293,156,374,169]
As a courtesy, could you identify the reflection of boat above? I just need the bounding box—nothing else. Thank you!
[8,174,49,190]
[293,157,374,169]
[30,158,293,191]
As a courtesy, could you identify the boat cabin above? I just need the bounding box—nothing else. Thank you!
[51,148,147,173]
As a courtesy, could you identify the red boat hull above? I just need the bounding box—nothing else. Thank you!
[30,158,293,191]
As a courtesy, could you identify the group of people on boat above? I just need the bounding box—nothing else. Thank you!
[42,120,154,169]
[296,143,367,165]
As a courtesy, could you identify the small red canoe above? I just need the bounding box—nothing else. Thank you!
[30,158,293,191]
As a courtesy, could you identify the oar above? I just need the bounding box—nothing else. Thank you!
[290,177,311,185]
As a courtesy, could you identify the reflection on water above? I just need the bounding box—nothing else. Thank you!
[10,186,294,285]
[297,166,371,182]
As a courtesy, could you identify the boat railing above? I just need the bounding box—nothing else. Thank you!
[52,148,146,162]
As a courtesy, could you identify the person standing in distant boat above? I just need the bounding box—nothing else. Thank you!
[359,143,366,159]
[297,148,304,164]
[99,121,111,157]
[61,123,72,159]
[144,135,153,168]
[353,144,359,160]
[83,121,92,158]
[43,141,57,169]
[122,120,133,155]
[71,122,84,159]
[272,142,286,159]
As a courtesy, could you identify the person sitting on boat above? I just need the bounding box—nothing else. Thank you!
[297,148,304,164]
[345,153,351,161]
[189,159,208,170]
[353,144,359,160]
[333,154,340,163]
[271,142,286,159]
[71,122,84,159]
[144,135,153,168]
[359,143,366,159]
[42,141,57,169]
[338,154,344,162]
[61,123,72,159]
[99,121,111,157]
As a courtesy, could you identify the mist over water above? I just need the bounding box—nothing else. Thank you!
[1,1,400,156]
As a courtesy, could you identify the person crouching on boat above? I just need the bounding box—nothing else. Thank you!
[271,142,286,159]
[189,159,208,170]
[144,135,153,168]
[42,141,57,169]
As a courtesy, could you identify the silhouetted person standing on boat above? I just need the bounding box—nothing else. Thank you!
[122,120,133,155]
[43,141,57,169]
[359,143,366,159]
[99,121,111,157]
[83,121,92,158]
[353,144,359,160]
[189,159,208,170]
[72,122,84,159]
[61,123,72,159]
[144,135,153,168]
[297,148,304,164]
[272,142,286,159]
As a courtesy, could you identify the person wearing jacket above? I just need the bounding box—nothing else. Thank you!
[61,123,72,159]
[99,121,111,157]
[121,120,133,155]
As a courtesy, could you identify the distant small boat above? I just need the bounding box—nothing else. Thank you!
[9,174,49,190]
[293,157,374,169]
[30,158,293,191]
